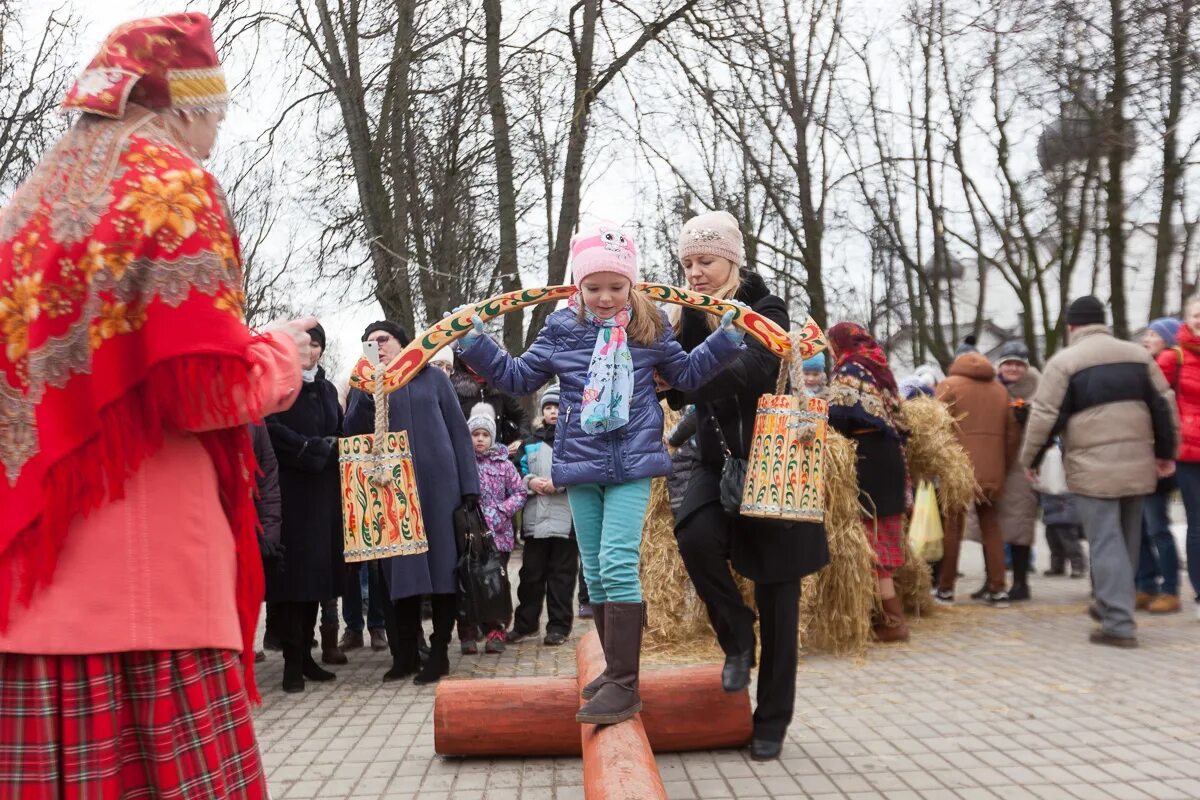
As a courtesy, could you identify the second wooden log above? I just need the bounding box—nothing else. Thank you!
[577,630,666,800]
[433,654,752,756]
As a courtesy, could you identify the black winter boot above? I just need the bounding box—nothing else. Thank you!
[302,653,337,681]
[579,603,607,700]
[414,594,455,685]
[320,624,349,665]
[576,602,643,726]
[384,597,421,682]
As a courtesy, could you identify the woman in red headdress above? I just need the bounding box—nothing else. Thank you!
[825,322,912,643]
[0,13,311,798]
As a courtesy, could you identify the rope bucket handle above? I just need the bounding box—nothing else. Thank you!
[368,361,392,487]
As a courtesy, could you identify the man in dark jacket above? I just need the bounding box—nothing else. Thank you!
[1021,296,1179,648]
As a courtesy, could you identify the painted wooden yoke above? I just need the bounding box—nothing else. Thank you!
[349,283,828,395]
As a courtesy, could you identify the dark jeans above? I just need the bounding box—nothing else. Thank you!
[1045,524,1086,572]
[676,503,799,743]
[513,537,579,636]
[1176,462,1200,601]
[346,562,388,632]
[578,556,590,605]
[1136,489,1179,596]
[319,562,387,631]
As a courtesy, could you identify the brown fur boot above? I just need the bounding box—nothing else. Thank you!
[872,596,910,643]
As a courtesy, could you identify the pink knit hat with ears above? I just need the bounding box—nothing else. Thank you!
[570,222,639,286]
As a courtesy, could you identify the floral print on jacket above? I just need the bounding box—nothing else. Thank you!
[476,445,527,552]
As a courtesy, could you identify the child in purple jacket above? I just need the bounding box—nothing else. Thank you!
[457,222,744,726]
[468,403,527,654]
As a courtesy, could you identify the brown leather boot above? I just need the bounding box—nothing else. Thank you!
[576,602,643,725]
[579,603,607,700]
[872,596,910,643]
[321,625,349,664]
[1135,591,1156,611]
[1147,594,1181,614]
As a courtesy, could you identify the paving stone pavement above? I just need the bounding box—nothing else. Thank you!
[255,543,1200,800]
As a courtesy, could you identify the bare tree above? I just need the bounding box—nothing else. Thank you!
[0,4,76,196]
[523,0,701,344]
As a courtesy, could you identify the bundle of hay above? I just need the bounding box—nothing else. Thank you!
[893,543,935,617]
[901,396,978,515]
[639,404,753,660]
[797,431,876,655]
[640,474,725,660]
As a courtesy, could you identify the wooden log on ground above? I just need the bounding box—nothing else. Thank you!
[433,654,752,757]
[577,630,667,800]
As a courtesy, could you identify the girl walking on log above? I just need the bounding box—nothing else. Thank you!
[458,221,745,725]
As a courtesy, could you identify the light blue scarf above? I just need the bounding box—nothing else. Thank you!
[570,294,635,435]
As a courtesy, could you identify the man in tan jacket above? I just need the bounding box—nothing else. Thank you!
[935,352,1021,606]
[1021,296,1178,648]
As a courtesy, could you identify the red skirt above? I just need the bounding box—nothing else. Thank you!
[0,649,266,800]
[864,513,906,577]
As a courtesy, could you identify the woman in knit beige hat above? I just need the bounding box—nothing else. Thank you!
[664,210,829,762]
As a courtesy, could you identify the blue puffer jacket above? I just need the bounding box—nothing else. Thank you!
[459,308,743,487]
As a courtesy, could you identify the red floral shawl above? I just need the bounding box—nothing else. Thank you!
[0,107,264,699]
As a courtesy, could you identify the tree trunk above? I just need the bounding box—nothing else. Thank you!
[1151,0,1190,319]
[484,0,524,353]
[525,0,598,346]
[1105,0,1130,339]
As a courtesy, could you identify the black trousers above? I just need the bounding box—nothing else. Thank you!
[513,537,579,636]
[277,600,319,670]
[578,556,590,605]
[676,503,800,744]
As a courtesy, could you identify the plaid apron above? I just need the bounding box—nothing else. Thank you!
[0,649,266,799]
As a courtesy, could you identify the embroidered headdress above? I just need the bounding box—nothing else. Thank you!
[62,13,229,119]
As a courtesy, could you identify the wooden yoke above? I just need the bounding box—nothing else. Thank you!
[349,283,827,397]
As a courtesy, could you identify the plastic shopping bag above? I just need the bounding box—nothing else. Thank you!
[1034,443,1068,496]
[908,481,944,562]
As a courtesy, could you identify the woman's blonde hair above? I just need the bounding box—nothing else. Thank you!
[669,256,742,331]
[576,287,665,345]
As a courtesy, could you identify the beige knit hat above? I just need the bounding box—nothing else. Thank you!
[678,210,743,267]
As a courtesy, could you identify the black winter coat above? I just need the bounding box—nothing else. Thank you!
[669,272,830,584]
[250,423,282,548]
[265,368,346,602]
[451,366,531,447]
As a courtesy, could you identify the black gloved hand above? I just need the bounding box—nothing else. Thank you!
[258,535,286,563]
[1013,404,1030,427]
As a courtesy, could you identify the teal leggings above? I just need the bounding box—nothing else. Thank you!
[567,479,652,603]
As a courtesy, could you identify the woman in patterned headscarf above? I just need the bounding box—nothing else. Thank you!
[826,322,911,643]
[0,14,311,798]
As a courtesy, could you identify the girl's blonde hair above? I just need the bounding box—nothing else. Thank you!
[670,257,743,331]
[576,286,665,345]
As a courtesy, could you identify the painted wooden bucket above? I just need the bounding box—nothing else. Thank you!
[340,365,428,562]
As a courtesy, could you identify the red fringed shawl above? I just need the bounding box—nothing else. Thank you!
[0,107,265,699]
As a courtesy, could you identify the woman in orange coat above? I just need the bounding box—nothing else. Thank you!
[0,14,311,798]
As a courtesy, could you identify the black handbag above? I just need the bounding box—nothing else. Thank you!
[707,409,747,517]
[453,497,513,627]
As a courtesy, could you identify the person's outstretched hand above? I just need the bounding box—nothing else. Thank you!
[719,309,744,343]
[462,315,486,347]
[267,317,320,353]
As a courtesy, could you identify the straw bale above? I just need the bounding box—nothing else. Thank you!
[901,396,978,514]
